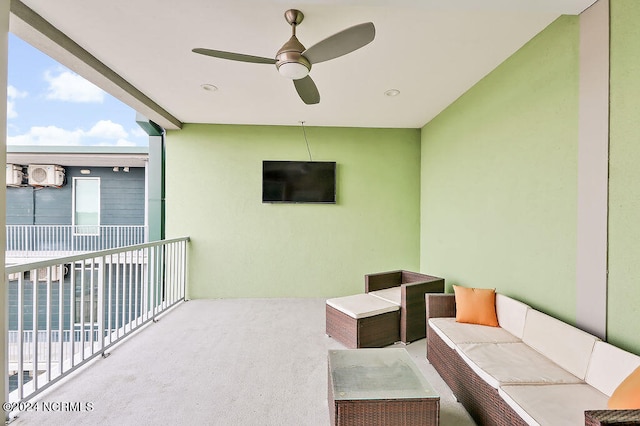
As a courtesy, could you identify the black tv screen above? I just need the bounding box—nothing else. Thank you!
[262,161,336,204]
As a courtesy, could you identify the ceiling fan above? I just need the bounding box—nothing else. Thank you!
[192,9,375,105]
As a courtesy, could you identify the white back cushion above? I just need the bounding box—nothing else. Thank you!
[495,294,530,339]
[522,310,599,380]
[586,341,640,396]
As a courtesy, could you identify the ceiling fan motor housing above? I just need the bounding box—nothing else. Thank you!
[276,35,311,79]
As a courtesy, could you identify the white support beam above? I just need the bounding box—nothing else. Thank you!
[576,0,609,339]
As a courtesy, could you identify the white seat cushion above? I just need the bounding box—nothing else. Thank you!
[369,287,401,305]
[326,293,399,319]
[495,294,530,339]
[522,309,599,380]
[586,341,640,396]
[457,342,583,389]
[429,317,520,350]
[499,384,608,426]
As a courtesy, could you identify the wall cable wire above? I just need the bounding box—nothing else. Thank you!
[300,121,312,161]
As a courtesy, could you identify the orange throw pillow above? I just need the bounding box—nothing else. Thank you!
[608,366,640,409]
[453,285,499,327]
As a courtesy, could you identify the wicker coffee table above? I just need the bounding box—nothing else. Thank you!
[328,348,440,426]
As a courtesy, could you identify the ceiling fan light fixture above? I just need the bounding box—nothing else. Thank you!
[278,61,310,80]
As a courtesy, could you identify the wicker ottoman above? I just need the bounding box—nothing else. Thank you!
[326,293,400,348]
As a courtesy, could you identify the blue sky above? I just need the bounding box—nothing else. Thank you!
[7,33,148,147]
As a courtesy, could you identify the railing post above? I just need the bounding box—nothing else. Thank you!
[32,268,39,393]
[97,256,105,353]
[114,254,121,340]
[45,268,52,384]
[106,254,113,345]
[17,273,24,400]
[149,245,156,322]
[181,240,187,300]
[127,250,133,332]
[79,261,86,361]
[69,261,76,368]
[57,263,64,378]
[141,247,148,323]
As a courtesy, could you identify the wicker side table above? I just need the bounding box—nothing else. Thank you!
[328,348,440,426]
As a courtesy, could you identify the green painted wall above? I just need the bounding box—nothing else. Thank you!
[420,16,579,323]
[165,124,421,298]
[608,0,640,355]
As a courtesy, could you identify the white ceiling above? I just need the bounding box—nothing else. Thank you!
[11,0,596,130]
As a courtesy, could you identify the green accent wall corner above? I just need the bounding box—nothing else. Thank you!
[608,0,640,354]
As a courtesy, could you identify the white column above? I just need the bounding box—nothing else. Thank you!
[576,0,609,339]
[1,0,10,415]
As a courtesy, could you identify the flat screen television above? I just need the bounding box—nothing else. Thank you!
[262,161,336,204]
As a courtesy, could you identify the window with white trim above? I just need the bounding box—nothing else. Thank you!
[73,177,100,235]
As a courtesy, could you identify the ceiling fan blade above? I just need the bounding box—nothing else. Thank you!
[302,22,375,65]
[192,48,276,64]
[294,76,320,105]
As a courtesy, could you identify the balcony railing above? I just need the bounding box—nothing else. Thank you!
[6,225,148,258]
[4,237,189,416]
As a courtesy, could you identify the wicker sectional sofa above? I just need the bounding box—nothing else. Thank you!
[425,293,640,425]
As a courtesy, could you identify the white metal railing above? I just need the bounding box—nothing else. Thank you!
[6,225,148,258]
[4,237,189,413]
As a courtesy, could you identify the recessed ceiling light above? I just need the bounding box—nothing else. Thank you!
[201,83,218,92]
[384,89,400,97]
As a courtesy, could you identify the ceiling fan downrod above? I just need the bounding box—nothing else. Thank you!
[276,9,310,79]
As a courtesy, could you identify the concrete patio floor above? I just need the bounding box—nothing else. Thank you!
[11,298,476,426]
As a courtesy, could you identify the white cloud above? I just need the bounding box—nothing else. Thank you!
[8,85,28,99]
[45,70,104,103]
[7,85,27,119]
[7,102,17,119]
[7,119,145,146]
[86,120,128,139]
[8,125,84,146]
